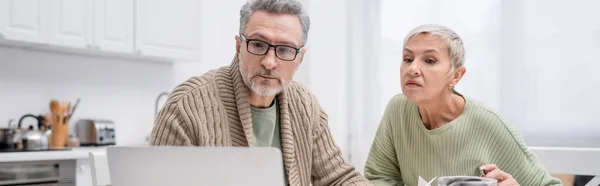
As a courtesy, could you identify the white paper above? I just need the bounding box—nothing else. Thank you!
[418,176,437,186]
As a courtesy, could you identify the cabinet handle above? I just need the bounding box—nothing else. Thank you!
[0,33,5,40]
[86,44,93,49]
[95,45,100,50]
[136,50,142,55]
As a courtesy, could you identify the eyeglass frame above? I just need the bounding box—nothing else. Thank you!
[239,34,304,61]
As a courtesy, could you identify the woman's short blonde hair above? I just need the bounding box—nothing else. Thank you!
[403,24,465,71]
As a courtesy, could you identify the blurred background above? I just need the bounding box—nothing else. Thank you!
[0,0,598,185]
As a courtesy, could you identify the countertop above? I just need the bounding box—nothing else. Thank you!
[0,146,109,163]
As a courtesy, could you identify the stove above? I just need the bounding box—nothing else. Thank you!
[0,148,71,153]
[0,159,76,185]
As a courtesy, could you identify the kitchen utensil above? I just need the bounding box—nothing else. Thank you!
[18,115,50,150]
[50,101,60,116]
[65,102,71,125]
[70,98,80,117]
[437,176,497,186]
[49,100,69,149]
[63,98,79,127]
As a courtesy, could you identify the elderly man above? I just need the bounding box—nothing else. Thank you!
[150,0,370,185]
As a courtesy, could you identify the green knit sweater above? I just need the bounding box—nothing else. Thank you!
[364,94,562,186]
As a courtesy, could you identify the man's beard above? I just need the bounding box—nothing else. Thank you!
[239,58,286,97]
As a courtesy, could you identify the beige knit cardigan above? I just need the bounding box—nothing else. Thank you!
[150,59,371,186]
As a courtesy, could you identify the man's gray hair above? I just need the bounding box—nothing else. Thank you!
[403,24,465,71]
[239,0,310,44]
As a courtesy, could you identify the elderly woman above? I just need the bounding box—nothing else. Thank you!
[364,24,562,186]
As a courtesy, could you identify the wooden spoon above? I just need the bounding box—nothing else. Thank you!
[64,102,71,125]
[50,100,61,124]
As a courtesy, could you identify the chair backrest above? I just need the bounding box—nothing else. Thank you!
[89,152,112,186]
[530,146,600,176]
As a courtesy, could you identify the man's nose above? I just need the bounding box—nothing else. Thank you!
[261,47,278,70]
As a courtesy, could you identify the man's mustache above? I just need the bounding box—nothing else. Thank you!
[251,69,282,79]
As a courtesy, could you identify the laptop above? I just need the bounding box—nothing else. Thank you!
[106,146,286,186]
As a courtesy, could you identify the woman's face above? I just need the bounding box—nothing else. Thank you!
[400,33,465,104]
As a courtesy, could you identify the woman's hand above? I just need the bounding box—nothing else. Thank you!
[481,164,520,186]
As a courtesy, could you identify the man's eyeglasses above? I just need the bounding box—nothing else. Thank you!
[240,34,303,61]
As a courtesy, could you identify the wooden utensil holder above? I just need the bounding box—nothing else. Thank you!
[49,101,70,149]
[50,119,69,149]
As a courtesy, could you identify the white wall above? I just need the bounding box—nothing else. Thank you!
[301,0,351,157]
[171,0,246,86]
[0,46,174,146]
[499,0,600,148]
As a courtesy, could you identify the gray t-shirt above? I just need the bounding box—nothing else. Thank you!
[250,99,287,185]
[251,99,281,149]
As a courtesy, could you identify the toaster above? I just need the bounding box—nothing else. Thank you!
[75,119,116,146]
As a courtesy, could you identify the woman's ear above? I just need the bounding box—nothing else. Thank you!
[451,66,467,86]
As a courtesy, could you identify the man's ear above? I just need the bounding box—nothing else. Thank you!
[235,35,241,54]
[296,48,307,69]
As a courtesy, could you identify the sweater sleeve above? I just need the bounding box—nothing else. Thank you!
[364,99,404,186]
[150,102,195,146]
[150,76,214,146]
[310,101,372,186]
[493,123,562,186]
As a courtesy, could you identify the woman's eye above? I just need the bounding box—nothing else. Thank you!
[403,58,413,63]
[425,59,436,64]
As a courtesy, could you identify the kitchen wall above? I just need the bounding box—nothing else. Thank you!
[0,46,174,146]
[0,0,246,147]
[498,0,600,148]
[171,0,247,85]
[0,0,352,149]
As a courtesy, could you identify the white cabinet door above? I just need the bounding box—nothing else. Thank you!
[48,0,93,48]
[0,0,48,43]
[76,159,93,186]
[135,0,201,60]
[94,0,134,53]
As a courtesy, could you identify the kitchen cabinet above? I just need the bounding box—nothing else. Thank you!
[48,0,93,48]
[1,0,199,62]
[94,0,135,53]
[0,160,77,185]
[77,159,93,186]
[0,147,107,186]
[0,0,49,44]
[135,0,201,60]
